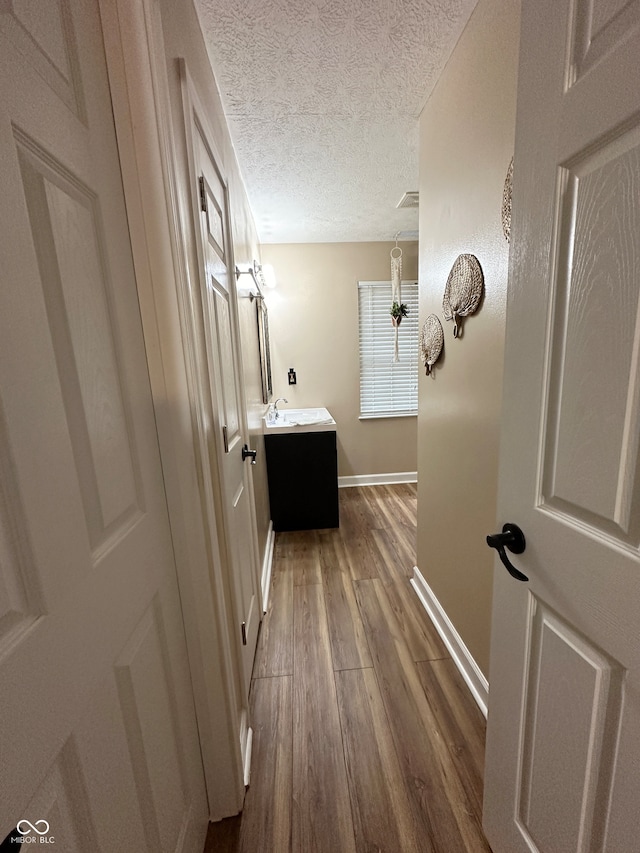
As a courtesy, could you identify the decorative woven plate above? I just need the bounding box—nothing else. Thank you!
[420,314,444,376]
[502,157,513,242]
[442,254,484,338]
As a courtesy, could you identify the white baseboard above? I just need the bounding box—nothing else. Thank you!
[238,707,253,788]
[338,471,417,488]
[411,566,489,718]
[243,726,253,788]
[261,521,275,613]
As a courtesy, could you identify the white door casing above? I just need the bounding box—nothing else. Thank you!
[181,68,262,711]
[0,1,208,848]
[484,1,640,851]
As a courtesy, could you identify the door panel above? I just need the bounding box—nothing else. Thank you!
[517,602,623,852]
[114,597,190,852]
[202,170,226,261]
[74,678,148,849]
[0,400,41,644]
[194,127,260,702]
[212,285,242,444]
[0,0,207,846]
[17,135,142,551]
[21,739,102,852]
[1,0,85,118]
[542,128,640,543]
[570,0,640,82]
[483,0,640,850]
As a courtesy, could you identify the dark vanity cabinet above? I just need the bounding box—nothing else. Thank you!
[264,430,339,531]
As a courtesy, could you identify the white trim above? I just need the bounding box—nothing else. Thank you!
[338,472,417,488]
[410,567,489,718]
[358,279,419,288]
[238,706,252,787]
[261,521,275,613]
[359,413,417,420]
[243,727,253,788]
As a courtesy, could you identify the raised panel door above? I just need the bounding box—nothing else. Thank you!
[0,1,207,847]
[483,1,640,850]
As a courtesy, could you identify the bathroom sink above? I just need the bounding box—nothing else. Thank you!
[263,407,336,434]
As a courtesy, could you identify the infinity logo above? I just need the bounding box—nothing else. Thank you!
[16,820,50,836]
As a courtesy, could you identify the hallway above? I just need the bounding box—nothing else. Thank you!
[205,485,491,852]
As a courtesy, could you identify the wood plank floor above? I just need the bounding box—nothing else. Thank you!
[203,484,492,853]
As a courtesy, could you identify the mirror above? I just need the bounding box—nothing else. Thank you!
[255,295,272,403]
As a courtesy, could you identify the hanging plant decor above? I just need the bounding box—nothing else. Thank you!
[420,314,444,376]
[390,243,403,361]
[390,301,409,327]
[502,157,513,243]
[442,253,484,338]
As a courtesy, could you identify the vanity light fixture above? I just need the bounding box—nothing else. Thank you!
[235,260,277,300]
[261,263,277,289]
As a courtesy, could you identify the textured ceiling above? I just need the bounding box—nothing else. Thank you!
[194,0,477,243]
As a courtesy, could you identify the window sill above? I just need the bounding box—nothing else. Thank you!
[359,412,417,420]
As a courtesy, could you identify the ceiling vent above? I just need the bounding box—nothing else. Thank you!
[396,191,419,209]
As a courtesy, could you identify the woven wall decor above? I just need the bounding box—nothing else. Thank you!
[502,157,513,242]
[442,253,484,338]
[420,314,444,376]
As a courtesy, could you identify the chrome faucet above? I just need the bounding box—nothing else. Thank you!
[273,397,288,420]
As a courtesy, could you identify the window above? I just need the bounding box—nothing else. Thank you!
[358,280,419,418]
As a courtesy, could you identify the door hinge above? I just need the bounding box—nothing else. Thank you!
[241,621,247,645]
[198,176,208,213]
[222,425,229,453]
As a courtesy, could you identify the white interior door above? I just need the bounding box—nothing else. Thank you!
[0,2,207,848]
[192,121,261,704]
[483,1,640,851]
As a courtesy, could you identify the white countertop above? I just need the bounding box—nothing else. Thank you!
[263,407,336,435]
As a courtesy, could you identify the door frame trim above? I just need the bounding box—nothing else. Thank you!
[98,0,246,819]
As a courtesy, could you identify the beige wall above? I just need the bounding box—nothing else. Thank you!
[158,0,271,562]
[418,0,520,677]
[262,242,418,478]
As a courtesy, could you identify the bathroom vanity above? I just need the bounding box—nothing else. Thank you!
[263,407,339,531]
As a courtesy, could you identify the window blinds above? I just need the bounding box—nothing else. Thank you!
[358,280,419,417]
